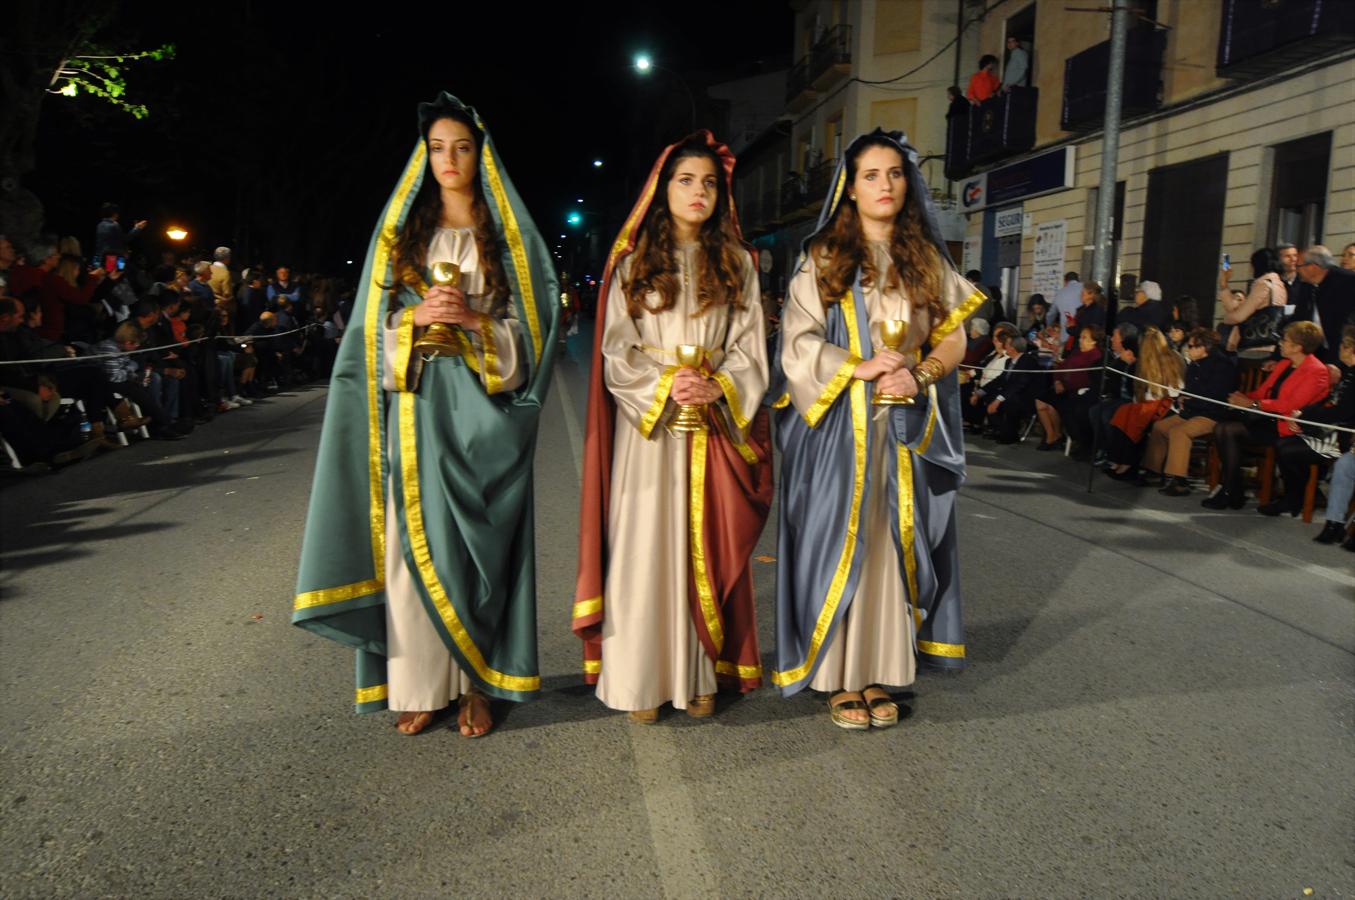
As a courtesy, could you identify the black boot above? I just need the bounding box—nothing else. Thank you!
[1313,521,1347,544]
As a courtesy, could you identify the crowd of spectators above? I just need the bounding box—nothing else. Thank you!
[959,243,1355,552]
[0,203,354,474]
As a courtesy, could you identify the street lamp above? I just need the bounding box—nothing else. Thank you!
[592,159,604,169]
[566,211,583,227]
[165,226,188,242]
[631,51,695,131]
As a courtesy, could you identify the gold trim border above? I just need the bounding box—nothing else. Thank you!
[355,684,389,705]
[711,371,749,432]
[930,289,987,344]
[715,660,762,680]
[480,143,543,365]
[294,578,385,611]
[572,596,602,619]
[639,365,679,439]
[478,312,503,395]
[917,640,966,659]
[773,291,867,687]
[398,391,541,693]
[688,429,725,653]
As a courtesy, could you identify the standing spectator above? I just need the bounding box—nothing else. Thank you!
[16,242,106,341]
[1341,242,1355,271]
[1219,248,1287,353]
[966,54,1001,104]
[1072,279,1107,336]
[1119,279,1170,335]
[945,85,968,120]
[92,202,147,264]
[237,270,268,329]
[1048,271,1082,344]
[1002,36,1030,91]
[187,261,216,311]
[209,247,234,313]
[266,266,301,309]
[1295,245,1355,364]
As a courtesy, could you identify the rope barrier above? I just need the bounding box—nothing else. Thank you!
[0,324,322,366]
[957,360,1354,435]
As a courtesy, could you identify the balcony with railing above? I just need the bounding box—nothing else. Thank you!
[785,56,816,111]
[1062,26,1166,132]
[944,90,1039,181]
[809,24,852,92]
[1217,0,1354,78]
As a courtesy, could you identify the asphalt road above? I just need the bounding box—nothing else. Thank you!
[2,335,1352,899]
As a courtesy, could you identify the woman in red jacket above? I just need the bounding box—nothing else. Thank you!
[1203,321,1331,510]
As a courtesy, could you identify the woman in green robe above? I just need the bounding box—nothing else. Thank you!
[291,93,558,737]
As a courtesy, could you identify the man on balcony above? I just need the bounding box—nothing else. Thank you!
[1002,37,1030,91]
[966,55,1001,104]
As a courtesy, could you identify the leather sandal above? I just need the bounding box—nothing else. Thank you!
[862,685,899,728]
[828,692,870,731]
[457,691,493,738]
[628,708,659,725]
[395,710,434,736]
[687,694,715,719]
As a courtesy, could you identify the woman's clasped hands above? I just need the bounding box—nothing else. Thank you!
[855,348,919,398]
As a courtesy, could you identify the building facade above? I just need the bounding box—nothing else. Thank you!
[951,0,1354,325]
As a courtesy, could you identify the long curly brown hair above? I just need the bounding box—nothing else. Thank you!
[811,137,946,328]
[1133,326,1186,402]
[387,108,509,312]
[624,139,746,318]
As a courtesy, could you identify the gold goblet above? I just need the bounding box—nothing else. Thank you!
[873,319,914,406]
[412,261,464,357]
[669,343,708,434]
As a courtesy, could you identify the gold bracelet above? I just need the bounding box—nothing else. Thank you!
[912,357,946,391]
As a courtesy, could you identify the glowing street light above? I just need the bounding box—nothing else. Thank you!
[566,211,583,227]
[634,53,653,73]
[165,226,188,241]
[576,197,584,203]
[592,159,603,168]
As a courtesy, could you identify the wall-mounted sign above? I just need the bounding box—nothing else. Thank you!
[994,207,1025,237]
[958,146,1077,213]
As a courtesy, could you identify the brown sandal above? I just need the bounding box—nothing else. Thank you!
[828,692,870,731]
[628,708,659,725]
[457,691,493,738]
[687,694,715,719]
[395,710,434,735]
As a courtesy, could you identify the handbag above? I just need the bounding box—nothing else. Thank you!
[1237,305,1283,349]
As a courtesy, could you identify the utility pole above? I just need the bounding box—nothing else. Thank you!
[1090,3,1130,293]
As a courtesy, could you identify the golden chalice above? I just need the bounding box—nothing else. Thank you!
[412,260,464,357]
[873,319,914,406]
[669,343,708,434]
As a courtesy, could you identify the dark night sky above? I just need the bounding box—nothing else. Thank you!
[31,1,793,277]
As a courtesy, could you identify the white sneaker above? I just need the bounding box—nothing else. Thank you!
[221,398,241,410]
[231,395,253,406]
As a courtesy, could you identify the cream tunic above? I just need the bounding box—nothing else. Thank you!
[380,227,526,711]
[596,244,767,711]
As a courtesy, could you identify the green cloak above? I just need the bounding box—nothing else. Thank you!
[291,92,559,712]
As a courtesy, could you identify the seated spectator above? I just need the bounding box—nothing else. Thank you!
[964,322,1016,429]
[965,270,999,324]
[1172,294,1199,330]
[1118,279,1170,335]
[92,321,183,441]
[1203,321,1331,510]
[1267,326,1354,519]
[983,335,1042,443]
[966,54,1000,104]
[962,318,993,368]
[1035,324,1104,451]
[1090,322,1138,466]
[1144,328,1235,496]
[1219,248,1286,354]
[1165,320,1188,359]
[1105,327,1185,481]
[244,310,284,390]
[1343,242,1355,271]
